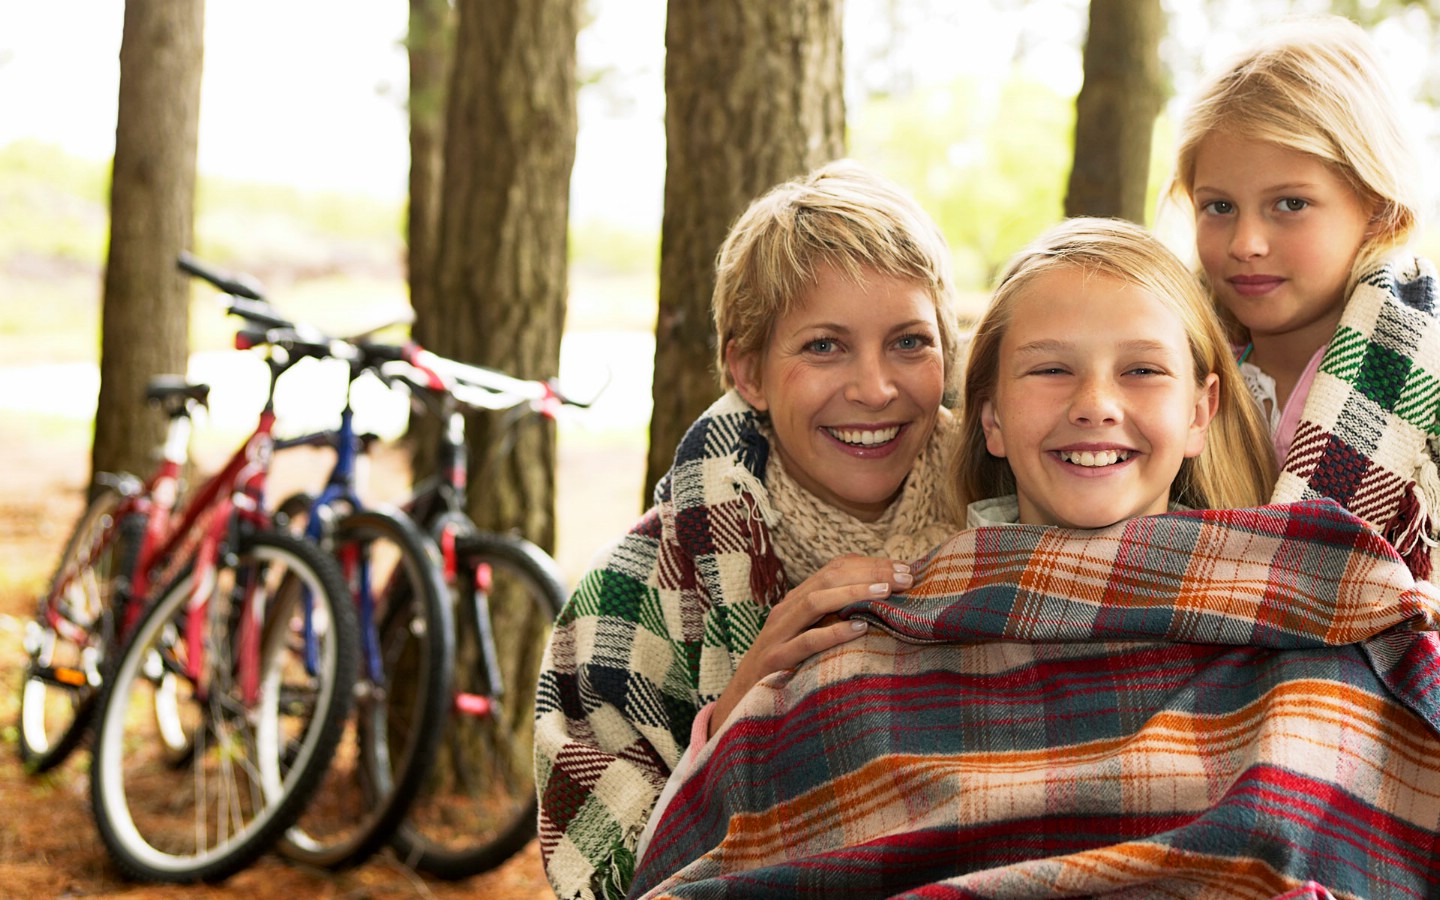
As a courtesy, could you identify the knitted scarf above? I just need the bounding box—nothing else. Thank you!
[762,408,958,584]
[1271,255,1440,578]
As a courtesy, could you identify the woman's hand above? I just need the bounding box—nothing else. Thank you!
[709,555,913,737]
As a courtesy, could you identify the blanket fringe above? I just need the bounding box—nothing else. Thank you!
[1383,476,1438,581]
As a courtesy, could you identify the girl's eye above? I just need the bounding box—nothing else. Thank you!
[1201,199,1234,216]
[1276,197,1309,213]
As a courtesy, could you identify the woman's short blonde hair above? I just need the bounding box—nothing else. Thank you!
[713,159,961,396]
[949,217,1276,520]
[1165,14,1422,330]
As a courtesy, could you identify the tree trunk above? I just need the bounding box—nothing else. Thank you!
[1064,0,1164,223]
[93,0,205,489]
[645,0,847,504]
[430,0,579,552]
[405,0,455,482]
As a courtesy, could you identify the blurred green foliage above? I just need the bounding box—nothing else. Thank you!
[852,75,1073,289]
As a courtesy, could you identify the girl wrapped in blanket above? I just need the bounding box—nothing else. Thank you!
[1165,14,1440,578]
[627,218,1440,900]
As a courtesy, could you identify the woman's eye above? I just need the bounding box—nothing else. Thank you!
[1276,197,1309,213]
[805,338,837,354]
[894,334,932,351]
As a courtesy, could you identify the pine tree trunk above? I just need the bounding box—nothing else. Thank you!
[405,0,454,482]
[1064,0,1165,223]
[430,0,579,551]
[645,0,846,503]
[93,0,205,489]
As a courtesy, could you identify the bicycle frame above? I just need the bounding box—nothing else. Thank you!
[277,376,386,683]
[34,385,205,685]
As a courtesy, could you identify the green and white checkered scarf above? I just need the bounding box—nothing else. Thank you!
[1272,255,1440,578]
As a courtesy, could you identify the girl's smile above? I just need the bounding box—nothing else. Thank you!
[1052,445,1135,470]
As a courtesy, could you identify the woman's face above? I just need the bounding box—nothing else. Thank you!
[729,264,945,522]
[980,266,1218,529]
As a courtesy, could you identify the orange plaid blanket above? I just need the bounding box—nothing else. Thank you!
[630,500,1440,899]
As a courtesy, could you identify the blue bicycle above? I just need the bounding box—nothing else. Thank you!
[182,257,454,871]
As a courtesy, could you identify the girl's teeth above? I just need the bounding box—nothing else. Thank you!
[1060,449,1130,467]
[830,426,900,446]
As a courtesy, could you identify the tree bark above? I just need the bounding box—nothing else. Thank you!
[405,0,455,481]
[430,0,579,551]
[1064,0,1164,223]
[646,0,846,503]
[93,0,205,488]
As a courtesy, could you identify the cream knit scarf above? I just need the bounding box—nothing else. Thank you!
[762,407,959,585]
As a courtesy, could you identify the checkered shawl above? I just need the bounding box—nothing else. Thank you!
[1273,256,1440,579]
[536,391,789,900]
[630,500,1440,899]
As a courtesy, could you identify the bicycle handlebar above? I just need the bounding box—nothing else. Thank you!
[392,345,594,417]
[179,252,598,416]
[178,251,264,301]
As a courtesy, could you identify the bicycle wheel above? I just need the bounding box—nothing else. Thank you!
[18,484,139,773]
[277,508,454,869]
[390,531,565,878]
[89,530,358,883]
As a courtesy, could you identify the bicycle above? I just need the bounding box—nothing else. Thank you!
[84,255,361,883]
[215,310,457,871]
[374,345,588,878]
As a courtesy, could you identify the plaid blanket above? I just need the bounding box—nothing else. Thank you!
[629,500,1440,899]
[1273,256,1440,579]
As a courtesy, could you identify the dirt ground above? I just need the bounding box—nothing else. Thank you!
[0,435,565,899]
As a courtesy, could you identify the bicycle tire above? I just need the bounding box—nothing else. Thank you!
[389,530,566,879]
[89,530,358,883]
[18,484,138,773]
[277,508,454,869]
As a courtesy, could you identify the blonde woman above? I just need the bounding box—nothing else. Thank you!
[535,160,964,900]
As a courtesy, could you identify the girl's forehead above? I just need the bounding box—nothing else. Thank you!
[1002,270,1190,347]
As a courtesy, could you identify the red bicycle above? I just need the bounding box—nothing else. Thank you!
[20,254,362,883]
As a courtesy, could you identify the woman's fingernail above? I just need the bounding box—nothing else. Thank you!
[893,563,911,575]
[893,572,913,587]
[869,582,889,595]
[850,620,868,632]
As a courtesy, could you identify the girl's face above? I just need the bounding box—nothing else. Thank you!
[729,263,945,522]
[981,267,1218,529]
[1191,135,1377,354]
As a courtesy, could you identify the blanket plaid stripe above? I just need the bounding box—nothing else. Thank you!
[629,501,1440,899]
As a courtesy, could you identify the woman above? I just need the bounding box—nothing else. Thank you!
[534,160,964,900]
